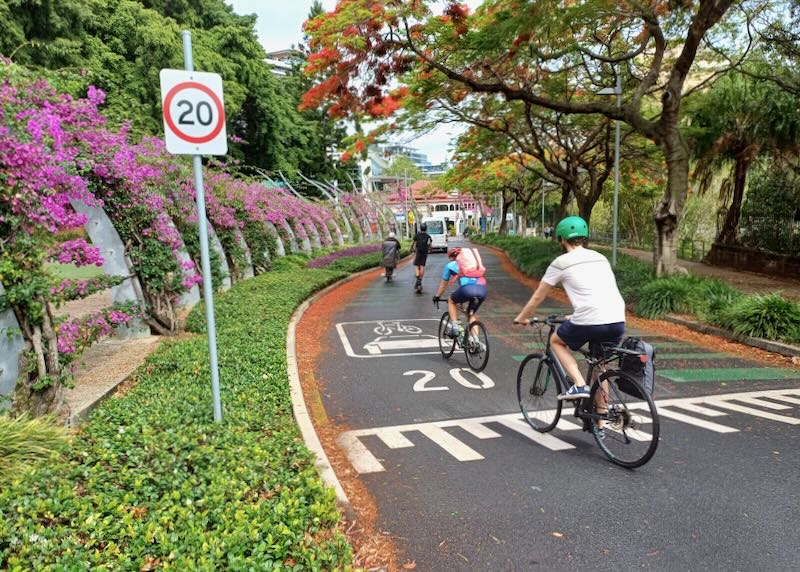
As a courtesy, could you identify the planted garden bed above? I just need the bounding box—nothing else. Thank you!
[476,234,800,345]
[0,267,356,569]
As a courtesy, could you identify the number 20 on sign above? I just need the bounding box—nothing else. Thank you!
[160,69,227,156]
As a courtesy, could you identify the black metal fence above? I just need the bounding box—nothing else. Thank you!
[738,215,800,255]
[592,231,710,262]
[677,239,709,262]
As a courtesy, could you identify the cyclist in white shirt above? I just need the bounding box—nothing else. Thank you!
[513,216,625,400]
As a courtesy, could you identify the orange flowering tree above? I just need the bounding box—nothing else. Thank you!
[301,0,760,274]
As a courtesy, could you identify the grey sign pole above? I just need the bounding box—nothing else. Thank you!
[611,74,622,267]
[182,30,223,422]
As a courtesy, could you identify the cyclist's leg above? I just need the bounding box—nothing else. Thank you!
[448,285,469,327]
[552,321,594,400]
[587,323,624,427]
[551,332,585,385]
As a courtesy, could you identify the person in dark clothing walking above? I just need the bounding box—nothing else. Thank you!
[381,232,401,282]
[411,223,432,293]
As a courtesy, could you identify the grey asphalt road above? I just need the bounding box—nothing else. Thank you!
[316,241,800,571]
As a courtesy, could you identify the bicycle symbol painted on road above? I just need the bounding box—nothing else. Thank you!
[336,318,440,358]
[373,321,424,336]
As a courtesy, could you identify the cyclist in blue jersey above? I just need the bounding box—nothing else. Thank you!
[432,247,488,339]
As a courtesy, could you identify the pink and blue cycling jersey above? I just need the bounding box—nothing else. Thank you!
[442,260,485,287]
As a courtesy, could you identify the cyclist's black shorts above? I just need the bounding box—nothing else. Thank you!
[556,320,625,351]
[450,283,487,313]
[413,252,428,267]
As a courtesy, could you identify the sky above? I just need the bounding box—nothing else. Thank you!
[228,0,481,165]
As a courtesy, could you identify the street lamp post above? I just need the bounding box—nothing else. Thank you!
[597,75,622,266]
[513,194,517,235]
[541,183,546,238]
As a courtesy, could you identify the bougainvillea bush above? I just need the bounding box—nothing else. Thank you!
[0,65,115,413]
[0,63,202,413]
[307,243,382,268]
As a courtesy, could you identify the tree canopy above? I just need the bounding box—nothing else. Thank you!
[300,0,788,273]
[0,0,338,184]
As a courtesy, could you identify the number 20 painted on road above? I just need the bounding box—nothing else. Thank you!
[405,369,495,392]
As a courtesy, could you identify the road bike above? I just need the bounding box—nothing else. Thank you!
[434,297,490,372]
[517,315,659,468]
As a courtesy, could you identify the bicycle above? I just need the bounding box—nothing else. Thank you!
[516,315,659,468]
[434,297,490,372]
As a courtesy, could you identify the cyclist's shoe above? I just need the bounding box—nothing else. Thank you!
[446,322,460,339]
[558,384,591,400]
[595,428,606,440]
[468,335,486,353]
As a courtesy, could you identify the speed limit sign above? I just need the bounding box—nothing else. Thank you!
[160,69,227,155]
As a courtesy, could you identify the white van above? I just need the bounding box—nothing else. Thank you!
[422,217,448,252]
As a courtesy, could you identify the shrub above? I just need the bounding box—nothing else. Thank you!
[0,268,354,569]
[636,276,696,318]
[0,415,66,485]
[479,234,800,344]
[714,293,800,343]
[687,279,743,322]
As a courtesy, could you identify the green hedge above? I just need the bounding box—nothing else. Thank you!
[0,268,354,570]
[475,234,800,343]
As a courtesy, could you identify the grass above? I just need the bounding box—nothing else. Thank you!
[0,415,66,486]
[45,262,105,281]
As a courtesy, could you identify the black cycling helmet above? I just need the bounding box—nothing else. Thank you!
[420,222,427,231]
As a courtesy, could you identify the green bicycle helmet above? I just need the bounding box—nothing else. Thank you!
[555,216,589,240]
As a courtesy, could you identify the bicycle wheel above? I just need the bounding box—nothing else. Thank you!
[438,312,456,358]
[464,320,490,372]
[517,353,562,432]
[590,370,660,468]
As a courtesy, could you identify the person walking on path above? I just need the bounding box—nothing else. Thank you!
[411,223,432,294]
[381,232,401,282]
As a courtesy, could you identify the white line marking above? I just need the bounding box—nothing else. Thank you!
[773,395,800,406]
[669,403,728,417]
[460,421,502,439]
[733,396,792,410]
[377,429,414,449]
[555,418,583,431]
[603,424,652,442]
[494,417,576,451]
[657,408,738,433]
[418,426,484,461]
[366,338,440,351]
[703,400,800,424]
[338,433,385,474]
[338,388,800,473]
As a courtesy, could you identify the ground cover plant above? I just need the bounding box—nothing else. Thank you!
[475,235,800,343]
[0,267,355,570]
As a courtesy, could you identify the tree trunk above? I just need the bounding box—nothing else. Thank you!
[576,195,593,227]
[717,157,749,245]
[10,307,65,417]
[654,130,690,276]
[498,197,513,235]
[555,186,571,224]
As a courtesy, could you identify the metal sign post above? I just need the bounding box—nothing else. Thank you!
[160,31,226,422]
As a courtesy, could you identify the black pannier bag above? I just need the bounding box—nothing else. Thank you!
[618,337,656,398]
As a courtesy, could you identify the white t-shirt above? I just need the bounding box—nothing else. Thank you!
[541,247,625,325]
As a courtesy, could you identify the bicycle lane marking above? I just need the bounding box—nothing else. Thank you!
[335,318,441,358]
[338,387,800,473]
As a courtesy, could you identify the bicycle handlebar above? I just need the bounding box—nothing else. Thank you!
[527,315,566,327]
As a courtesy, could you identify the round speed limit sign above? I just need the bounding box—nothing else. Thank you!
[160,69,227,155]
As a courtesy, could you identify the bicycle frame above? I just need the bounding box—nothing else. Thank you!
[531,318,614,427]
